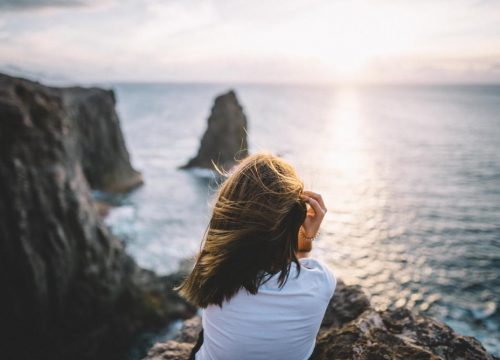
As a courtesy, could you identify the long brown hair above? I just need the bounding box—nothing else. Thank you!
[176,152,307,308]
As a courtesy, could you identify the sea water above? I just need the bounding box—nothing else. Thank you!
[100,82,500,356]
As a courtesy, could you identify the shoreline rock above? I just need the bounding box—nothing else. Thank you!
[144,279,498,360]
[61,85,144,193]
[181,90,249,172]
[1,73,143,193]
[0,73,195,360]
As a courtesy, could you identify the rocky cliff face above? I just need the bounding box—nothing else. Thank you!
[144,279,497,360]
[181,90,249,171]
[0,73,195,360]
[0,73,143,193]
[61,86,143,192]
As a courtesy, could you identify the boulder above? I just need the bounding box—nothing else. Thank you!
[145,316,202,360]
[145,340,197,360]
[181,90,249,171]
[320,278,371,328]
[312,307,496,360]
[0,73,195,360]
[143,281,497,360]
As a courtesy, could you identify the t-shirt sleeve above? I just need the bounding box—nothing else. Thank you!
[300,258,337,300]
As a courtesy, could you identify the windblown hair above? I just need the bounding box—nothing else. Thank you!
[176,152,307,308]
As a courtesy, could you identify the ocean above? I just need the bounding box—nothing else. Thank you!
[98,82,500,356]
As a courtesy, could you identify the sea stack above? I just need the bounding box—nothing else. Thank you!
[181,90,249,171]
[0,73,195,360]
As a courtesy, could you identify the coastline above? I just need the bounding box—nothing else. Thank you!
[1,72,498,359]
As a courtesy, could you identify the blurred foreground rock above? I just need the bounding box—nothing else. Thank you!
[144,279,497,360]
[145,316,202,360]
[0,73,195,360]
[181,90,249,171]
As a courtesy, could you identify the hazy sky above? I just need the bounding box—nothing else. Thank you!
[1,0,500,84]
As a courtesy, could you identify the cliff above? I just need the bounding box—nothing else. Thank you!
[0,73,195,360]
[144,279,497,360]
[0,73,143,193]
[181,90,249,171]
[61,86,144,192]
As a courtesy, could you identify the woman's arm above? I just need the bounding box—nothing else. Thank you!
[297,227,313,258]
[296,191,327,258]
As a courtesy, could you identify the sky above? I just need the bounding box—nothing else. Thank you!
[1,0,500,84]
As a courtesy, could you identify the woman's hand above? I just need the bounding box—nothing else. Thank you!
[298,191,327,252]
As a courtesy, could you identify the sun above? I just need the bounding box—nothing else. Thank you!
[323,45,371,81]
[310,0,417,82]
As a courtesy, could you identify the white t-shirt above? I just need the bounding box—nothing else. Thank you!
[196,258,336,360]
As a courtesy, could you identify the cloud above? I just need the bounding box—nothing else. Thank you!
[362,54,500,84]
[1,0,500,83]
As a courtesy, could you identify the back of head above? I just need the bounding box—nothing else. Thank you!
[177,152,307,308]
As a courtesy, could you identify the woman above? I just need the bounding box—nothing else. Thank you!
[177,152,336,360]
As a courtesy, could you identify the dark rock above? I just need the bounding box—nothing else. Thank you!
[174,316,202,344]
[0,73,195,360]
[61,86,143,192]
[321,278,371,328]
[0,72,143,193]
[94,199,113,218]
[144,316,201,360]
[145,340,195,360]
[181,90,249,171]
[312,307,497,360]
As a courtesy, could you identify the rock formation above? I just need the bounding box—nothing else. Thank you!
[0,73,143,193]
[61,86,144,193]
[0,73,195,360]
[144,279,497,360]
[146,316,203,360]
[181,90,249,171]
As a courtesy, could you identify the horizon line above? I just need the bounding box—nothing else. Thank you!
[3,70,500,89]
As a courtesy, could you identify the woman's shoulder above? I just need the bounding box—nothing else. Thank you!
[298,257,337,298]
[298,257,333,275]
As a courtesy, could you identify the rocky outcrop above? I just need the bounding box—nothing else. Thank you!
[144,279,497,360]
[181,90,249,171]
[146,340,197,360]
[61,86,143,192]
[0,73,195,360]
[313,307,496,360]
[0,73,143,193]
[321,280,371,328]
[146,316,203,360]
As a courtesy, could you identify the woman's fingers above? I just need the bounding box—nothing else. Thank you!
[302,191,327,212]
[300,191,327,239]
[303,196,325,218]
[301,197,324,237]
[308,197,325,218]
